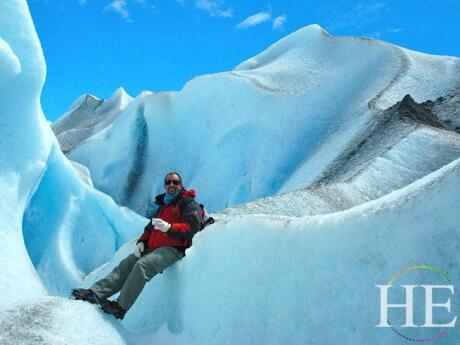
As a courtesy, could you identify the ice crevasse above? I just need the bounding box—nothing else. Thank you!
[0,1,460,345]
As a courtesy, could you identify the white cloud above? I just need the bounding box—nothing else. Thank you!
[327,1,387,31]
[103,0,157,21]
[104,0,131,21]
[195,0,233,18]
[272,14,287,30]
[235,12,271,29]
[389,27,403,34]
[78,0,87,6]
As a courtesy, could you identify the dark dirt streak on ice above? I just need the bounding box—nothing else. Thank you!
[123,102,148,209]
[367,45,411,112]
[228,71,286,93]
[315,112,415,184]
[315,92,460,185]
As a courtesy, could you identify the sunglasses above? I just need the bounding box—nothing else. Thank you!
[165,179,182,186]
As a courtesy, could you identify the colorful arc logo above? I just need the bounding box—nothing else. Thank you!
[387,265,451,343]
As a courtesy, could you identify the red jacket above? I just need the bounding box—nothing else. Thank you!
[138,189,201,252]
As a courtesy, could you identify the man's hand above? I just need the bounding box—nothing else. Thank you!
[151,218,171,232]
[134,242,145,258]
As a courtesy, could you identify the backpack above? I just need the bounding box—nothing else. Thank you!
[177,198,215,231]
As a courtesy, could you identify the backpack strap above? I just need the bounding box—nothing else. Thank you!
[177,198,215,230]
[177,196,195,214]
[168,196,202,245]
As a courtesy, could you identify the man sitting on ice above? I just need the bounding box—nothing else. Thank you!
[71,172,202,319]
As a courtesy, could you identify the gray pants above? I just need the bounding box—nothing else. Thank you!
[91,246,184,311]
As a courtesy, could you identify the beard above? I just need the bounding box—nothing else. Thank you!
[166,186,180,195]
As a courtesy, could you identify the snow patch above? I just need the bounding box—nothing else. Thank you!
[0,37,21,79]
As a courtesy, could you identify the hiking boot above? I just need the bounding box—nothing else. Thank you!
[70,288,102,304]
[100,299,126,320]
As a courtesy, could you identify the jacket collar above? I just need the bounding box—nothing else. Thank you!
[155,188,185,206]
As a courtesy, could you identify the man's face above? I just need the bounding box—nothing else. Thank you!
[164,174,183,195]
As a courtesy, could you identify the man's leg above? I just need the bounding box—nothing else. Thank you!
[117,247,184,311]
[90,254,139,300]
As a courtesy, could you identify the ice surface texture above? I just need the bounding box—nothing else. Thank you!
[1,1,460,345]
[56,23,460,217]
[0,0,141,331]
[0,2,141,344]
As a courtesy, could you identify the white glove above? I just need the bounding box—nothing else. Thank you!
[151,218,171,232]
[134,242,145,258]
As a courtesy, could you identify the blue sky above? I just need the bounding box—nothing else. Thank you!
[28,0,460,121]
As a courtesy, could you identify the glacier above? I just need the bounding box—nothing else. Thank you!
[1,1,460,344]
[55,24,460,217]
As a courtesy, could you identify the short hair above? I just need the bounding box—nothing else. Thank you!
[164,171,183,184]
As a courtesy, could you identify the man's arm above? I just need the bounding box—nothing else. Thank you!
[145,202,160,219]
[167,198,201,241]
